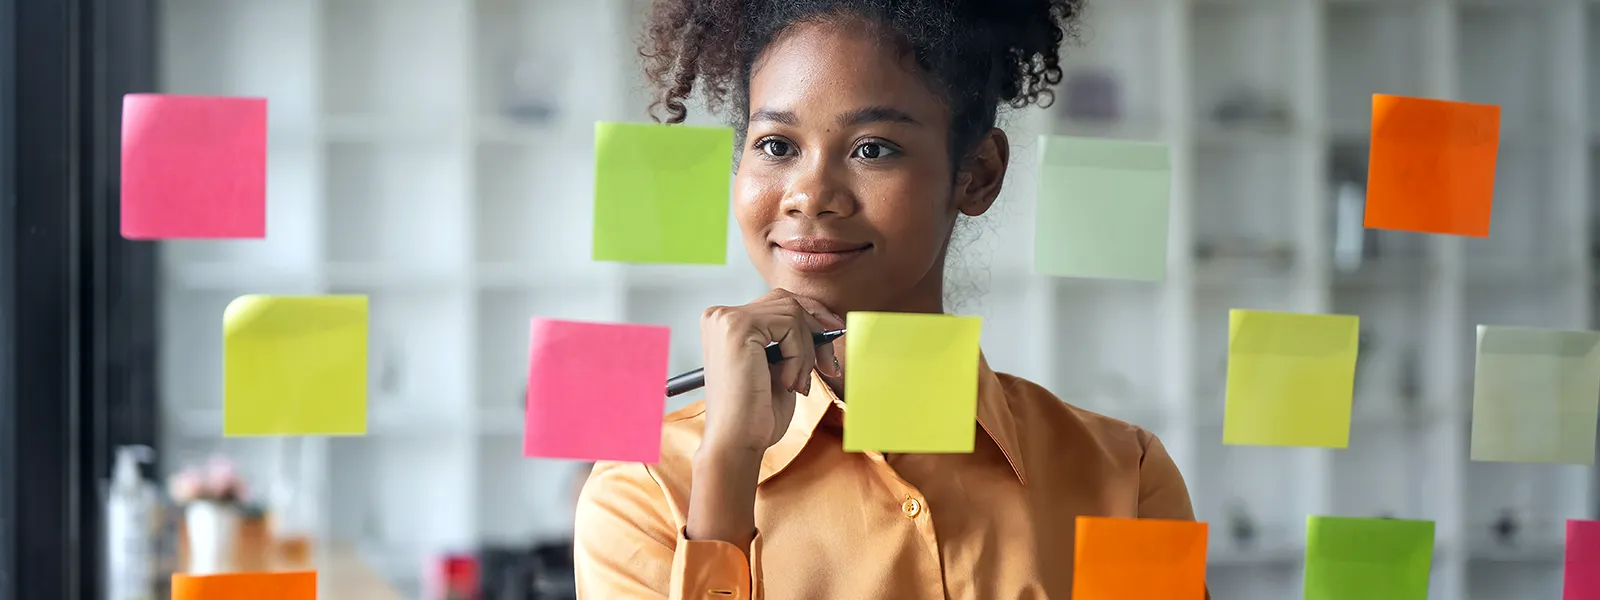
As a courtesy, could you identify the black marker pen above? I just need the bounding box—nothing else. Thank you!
[665,329,846,397]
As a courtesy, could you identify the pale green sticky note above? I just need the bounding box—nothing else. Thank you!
[592,122,733,265]
[1034,135,1171,281]
[1303,516,1434,600]
[844,312,982,453]
[1469,325,1600,464]
[223,295,368,436]
[1223,309,1359,448]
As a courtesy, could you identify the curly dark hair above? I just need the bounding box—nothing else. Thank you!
[639,0,1086,168]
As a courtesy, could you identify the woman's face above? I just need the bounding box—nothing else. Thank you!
[734,18,1007,314]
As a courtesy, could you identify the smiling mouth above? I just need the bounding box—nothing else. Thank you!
[772,240,872,273]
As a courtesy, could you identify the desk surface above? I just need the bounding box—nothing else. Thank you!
[316,545,405,600]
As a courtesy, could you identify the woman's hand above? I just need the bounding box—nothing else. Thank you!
[697,288,845,456]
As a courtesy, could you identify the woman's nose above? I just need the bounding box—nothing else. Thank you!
[779,157,855,218]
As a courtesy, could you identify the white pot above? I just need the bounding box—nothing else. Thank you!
[185,501,240,574]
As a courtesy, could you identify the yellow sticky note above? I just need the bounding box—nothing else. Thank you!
[224,295,368,436]
[843,312,982,453]
[1223,309,1359,448]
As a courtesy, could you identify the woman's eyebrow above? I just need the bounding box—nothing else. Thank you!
[839,106,919,127]
[749,108,798,125]
[747,106,921,128]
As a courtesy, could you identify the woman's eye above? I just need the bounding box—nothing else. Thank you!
[853,142,898,160]
[758,139,794,157]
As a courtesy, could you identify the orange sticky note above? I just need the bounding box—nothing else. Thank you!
[1072,516,1208,600]
[1364,94,1499,237]
[172,571,316,599]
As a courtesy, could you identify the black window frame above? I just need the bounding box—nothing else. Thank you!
[0,0,159,599]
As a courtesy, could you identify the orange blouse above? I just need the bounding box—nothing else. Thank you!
[574,355,1204,599]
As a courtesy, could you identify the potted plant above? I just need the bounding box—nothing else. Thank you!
[168,455,250,574]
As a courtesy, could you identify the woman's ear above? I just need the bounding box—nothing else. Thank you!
[954,128,1010,217]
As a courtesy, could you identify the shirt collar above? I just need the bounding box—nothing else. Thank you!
[756,351,1028,486]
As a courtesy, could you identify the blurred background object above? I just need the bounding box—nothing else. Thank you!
[3,0,1600,599]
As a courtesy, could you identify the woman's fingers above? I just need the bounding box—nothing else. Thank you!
[765,289,841,379]
[787,294,846,331]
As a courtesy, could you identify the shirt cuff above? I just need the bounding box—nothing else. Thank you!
[672,527,763,599]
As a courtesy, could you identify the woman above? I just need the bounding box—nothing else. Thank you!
[575,1,1203,597]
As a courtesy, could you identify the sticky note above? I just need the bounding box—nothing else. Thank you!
[1034,135,1171,281]
[172,570,316,599]
[224,295,367,436]
[1566,520,1600,599]
[1364,94,1499,237]
[1304,516,1434,600]
[844,312,982,453]
[120,94,267,240]
[1071,516,1207,600]
[524,318,670,462]
[592,122,733,265]
[1469,326,1600,464]
[1223,310,1359,448]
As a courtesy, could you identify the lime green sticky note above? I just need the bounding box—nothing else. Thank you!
[1223,309,1359,448]
[1034,135,1171,281]
[1470,325,1600,464]
[1303,516,1434,600]
[844,312,982,453]
[223,295,368,436]
[592,122,733,265]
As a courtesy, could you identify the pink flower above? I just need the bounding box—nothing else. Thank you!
[168,470,203,503]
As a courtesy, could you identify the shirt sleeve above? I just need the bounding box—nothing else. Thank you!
[1135,432,1210,600]
[573,460,766,600]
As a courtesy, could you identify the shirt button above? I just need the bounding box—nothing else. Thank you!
[901,497,922,518]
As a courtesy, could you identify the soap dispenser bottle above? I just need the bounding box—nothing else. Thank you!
[106,445,157,600]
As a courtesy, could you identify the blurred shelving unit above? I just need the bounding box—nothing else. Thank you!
[1049,1,1597,599]
[155,0,1594,597]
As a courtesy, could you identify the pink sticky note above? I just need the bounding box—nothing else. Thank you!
[120,94,266,239]
[1568,519,1600,599]
[524,318,670,462]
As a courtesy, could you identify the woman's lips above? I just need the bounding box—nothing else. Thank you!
[773,242,871,273]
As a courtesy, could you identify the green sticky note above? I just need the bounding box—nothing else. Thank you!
[1470,325,1600,464]
[592,122,733,264]
[844,312,982,453]
[1303,516,1434,600]
[1034,135,1171,281]
[223,295,368,436]
[1223,309,1359,448]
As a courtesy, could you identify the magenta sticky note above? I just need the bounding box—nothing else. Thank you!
[524,318,670,462]
[1567,519,1600,599]
[120,94,266,239]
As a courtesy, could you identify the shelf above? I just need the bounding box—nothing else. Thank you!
[321,114,464,143]
[159,0,319,131]
[324,142,470,267]
[164,263,320,292]
[325,263,469,289]
[475,262,623,290]
[321,0,468,116]
[1456,3,1560,140]
[472,135,596,266]
[169,406,467,439]
[1323,1,1428,132]
[1190,1,1302,136]
[1052,0,1168,130]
